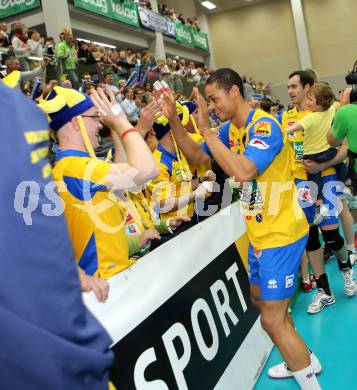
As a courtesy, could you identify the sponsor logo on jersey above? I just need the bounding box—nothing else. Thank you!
[248,138,270,150]
[254,121,272,137]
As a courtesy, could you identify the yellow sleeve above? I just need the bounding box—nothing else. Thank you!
[298,112,315,131]
[145,163,175,205]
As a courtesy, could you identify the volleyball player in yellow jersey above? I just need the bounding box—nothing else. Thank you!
[278,71,321,302]
[163,68,320,389]
[280,71,356,307]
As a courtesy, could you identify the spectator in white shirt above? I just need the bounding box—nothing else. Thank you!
[28,30,44,59]
[188,61,198,80]
[11,24,30,71]
[104,72,120,95]
[121,87,139,124]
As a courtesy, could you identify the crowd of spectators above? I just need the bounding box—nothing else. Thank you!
[0,21,277,109]
[158,3,200,30]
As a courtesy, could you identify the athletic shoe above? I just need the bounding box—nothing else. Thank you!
[307,289,336,314]
[342,268,357,296]
[268,352,322,379]
[348,250,357,267]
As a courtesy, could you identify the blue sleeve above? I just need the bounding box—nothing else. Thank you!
[0,84,113,389]
[243,117,284,175]
[276,112,283,125]
[200,121,231,157]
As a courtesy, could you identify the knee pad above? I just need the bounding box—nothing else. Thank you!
[306,225,321,252]
[321,228,344,251]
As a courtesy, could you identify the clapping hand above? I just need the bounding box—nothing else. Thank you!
[136,100,163,137]
[193,87,211,135]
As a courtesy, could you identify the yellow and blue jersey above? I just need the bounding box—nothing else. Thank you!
[202,109,309,250]
[278,107,311,180]
[145,144,194,220]
[52,150,134,279]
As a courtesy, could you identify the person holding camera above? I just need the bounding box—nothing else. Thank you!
[327,86,357,195]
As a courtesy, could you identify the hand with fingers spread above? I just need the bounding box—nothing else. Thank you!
[162,89,179,120]
[136,100,163,138]
[193,87,211,135]
[78,267,109,303]
[91,88,131,135]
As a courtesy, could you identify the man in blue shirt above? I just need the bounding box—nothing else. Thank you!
[0,81,113,389]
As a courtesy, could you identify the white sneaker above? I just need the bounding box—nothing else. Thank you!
[342,268,357,296]
[307,289,335,314]
[348,251,357,267]
[268,352,322,379]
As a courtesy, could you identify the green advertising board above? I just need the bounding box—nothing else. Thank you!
[0,0,41,19]
[175,21,193,46]
[73,0,139,27]
[110,0,138,27]
[73,2,208,50]
[175,21,208,51]
[192,29,208,50]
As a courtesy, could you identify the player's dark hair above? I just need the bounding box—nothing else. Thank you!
[206,68,245,98]
[288,70,315,88]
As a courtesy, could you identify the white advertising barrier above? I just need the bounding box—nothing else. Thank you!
[84,202,273,389]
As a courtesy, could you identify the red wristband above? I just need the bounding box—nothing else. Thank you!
[120,128,136,140]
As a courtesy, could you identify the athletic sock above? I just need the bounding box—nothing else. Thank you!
[292,365,321,389]
[315,273,331,295]
[346,243,355,253]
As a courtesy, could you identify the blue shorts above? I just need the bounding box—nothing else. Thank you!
[319,173,344,227]
[295,179,315,225]
[248,234,308,301]
[295,175,344,227]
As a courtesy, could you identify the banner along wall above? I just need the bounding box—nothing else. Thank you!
[0,0,41,19]
[73,0,139,27]
[84,202,272,389]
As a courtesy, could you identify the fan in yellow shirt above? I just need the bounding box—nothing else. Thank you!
[145,101,216,225]
[39,86,159,282]
[124,190,190,257]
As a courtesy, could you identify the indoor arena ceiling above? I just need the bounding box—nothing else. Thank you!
[197,0,273,13]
